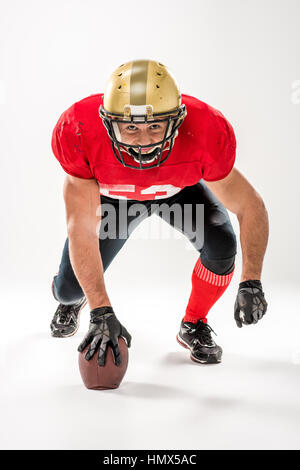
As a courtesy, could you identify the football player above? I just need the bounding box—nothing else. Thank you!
[50,60,268,365]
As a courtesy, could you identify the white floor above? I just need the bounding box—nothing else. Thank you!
[1,280,300,450]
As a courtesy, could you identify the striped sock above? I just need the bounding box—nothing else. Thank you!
[184,257,235,324]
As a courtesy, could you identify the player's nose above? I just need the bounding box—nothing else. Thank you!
[137,131,153,146]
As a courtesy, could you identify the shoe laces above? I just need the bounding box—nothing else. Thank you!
[194,320,217,346]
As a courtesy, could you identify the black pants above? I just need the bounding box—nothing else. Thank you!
[52,181,237,305]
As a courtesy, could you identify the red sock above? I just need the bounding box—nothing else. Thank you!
[184,257,235,324]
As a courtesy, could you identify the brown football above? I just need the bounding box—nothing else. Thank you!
[78,337,129,390]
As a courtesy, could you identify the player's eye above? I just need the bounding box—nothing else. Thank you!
[150,124,161,130]
[126,125,138,131]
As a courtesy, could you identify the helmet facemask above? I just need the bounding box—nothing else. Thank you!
[99,106,186,170]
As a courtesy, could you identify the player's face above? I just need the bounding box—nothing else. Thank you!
[117,121,168,153]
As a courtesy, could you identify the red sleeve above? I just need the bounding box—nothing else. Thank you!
[51,104,93,179]
[202,110,236,182]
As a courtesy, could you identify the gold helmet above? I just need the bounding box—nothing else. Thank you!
[99,59,187,169]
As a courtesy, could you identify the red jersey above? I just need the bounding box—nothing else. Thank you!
[51,94,236,201]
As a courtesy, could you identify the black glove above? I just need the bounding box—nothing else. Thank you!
[234,280,268,328]
[77,306,132,366]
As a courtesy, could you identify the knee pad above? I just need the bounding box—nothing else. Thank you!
[202,223,237,262]
[52,276,84,305]
[200,255,236,275]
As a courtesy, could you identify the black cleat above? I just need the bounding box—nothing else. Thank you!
[176,318,222,364]
[50,297,87,338]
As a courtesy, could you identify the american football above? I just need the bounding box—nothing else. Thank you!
[78,337,129,390]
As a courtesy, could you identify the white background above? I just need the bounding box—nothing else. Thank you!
[1,0,300,450]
